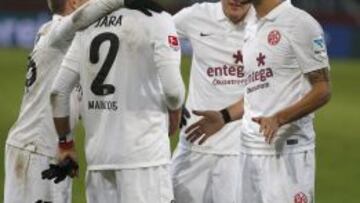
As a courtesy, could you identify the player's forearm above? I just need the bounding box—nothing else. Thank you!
[72,0,124,29]
[51,67,79,146]
[51,69,79,116]
[51,0,124,45]
[54,117,72,136]
[275,74,331,126]
[224,97,245,122]
[158,63,186,110]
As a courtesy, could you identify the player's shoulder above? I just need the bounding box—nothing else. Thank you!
[124,10,175,31]
[37,21,52,35]
[291,7,319,23]
[95,8,173,27]
[149,10,174,25]
[33,19,58,48]
[282,5,322,29]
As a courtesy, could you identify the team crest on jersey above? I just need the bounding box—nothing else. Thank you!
[268,30,281,46]
[168,35,180,51]
[294,192,308,203]
[233,50,243,64]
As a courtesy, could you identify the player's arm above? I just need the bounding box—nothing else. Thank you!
[152,13,186,135]
[185,97,244,144]
[49,34,83,179]
[50,0,163,46]
[253,14,332,143]
[49,66,80,181]
[253,68,331,143]
[51,67,80,160]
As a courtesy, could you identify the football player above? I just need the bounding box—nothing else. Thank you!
[3,0,87,202]
[50,5,185,203]
[185,0,331,202]
[170,1,256,202]
[4,0,161,202]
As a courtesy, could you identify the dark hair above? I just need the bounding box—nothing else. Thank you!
[47,0,67,14]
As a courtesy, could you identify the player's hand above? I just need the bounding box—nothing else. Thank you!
[56,146,79,178]
[41,157,79,184]
[252,116,281,144]
[124,0,164,16]
[169,108,181,136]
[185,110,225,145]
[179,106,191,129]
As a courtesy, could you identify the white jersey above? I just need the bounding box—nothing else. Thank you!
[174,2,256,155]
[6,15,80,158]
[241,1,330,154]
[61,9,181,170]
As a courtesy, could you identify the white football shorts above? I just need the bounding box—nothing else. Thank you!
[4,144,72,203]
[86,165,174,203]
[171,148,240,203]
[237,150,315,203]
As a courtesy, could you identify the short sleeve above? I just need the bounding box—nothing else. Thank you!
[152,13,181,70]
[173,6,194,39]
[61,33,83,74]
[151,13,185,110]
[290,13,330,73]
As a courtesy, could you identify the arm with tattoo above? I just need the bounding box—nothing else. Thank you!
[275,68,331,125]
[253,68,332,143]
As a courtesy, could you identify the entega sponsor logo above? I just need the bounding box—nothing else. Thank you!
[245,68,274,85]
[245,67,274,94]
[95,15,122,28]
[88,100,118,111]
[207,65,246,86]
[207,65,245,78]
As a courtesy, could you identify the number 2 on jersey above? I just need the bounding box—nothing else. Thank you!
[90,32,119,96]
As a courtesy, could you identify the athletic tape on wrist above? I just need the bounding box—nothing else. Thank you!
[58,132,74,149]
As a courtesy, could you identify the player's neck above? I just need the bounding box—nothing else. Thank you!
[254,0,282,18]
[59,1,76,17]
[227,11,249,25]
[59,8,73,16]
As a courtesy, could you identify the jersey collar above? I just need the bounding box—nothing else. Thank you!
[263,0,291,21]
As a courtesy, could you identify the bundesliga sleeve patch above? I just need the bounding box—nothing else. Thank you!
[312,36,328,61]
[168,35,180,51]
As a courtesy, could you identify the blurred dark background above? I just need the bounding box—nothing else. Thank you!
[0,0,359,58]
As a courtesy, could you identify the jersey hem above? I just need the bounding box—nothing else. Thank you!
[5,141,57,159]
[240,144,315,155]
[178,143,240,156]
[87,159,170,171]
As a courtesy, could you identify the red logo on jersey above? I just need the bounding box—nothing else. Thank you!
[294,192,308,203]
[168,35,180,50]
[268,30,281,46]
[256,52,266,67]
[233,50,243,64]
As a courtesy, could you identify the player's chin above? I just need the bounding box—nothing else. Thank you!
[237,0,253,5]
[228,2,247,12]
